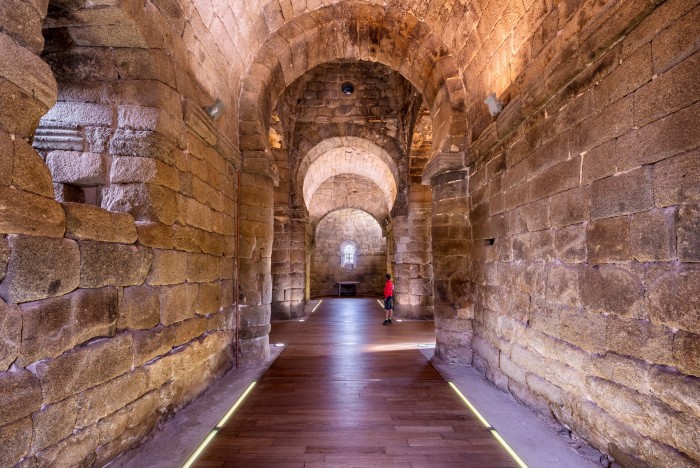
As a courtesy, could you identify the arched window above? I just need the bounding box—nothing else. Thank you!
[340,241,357,268]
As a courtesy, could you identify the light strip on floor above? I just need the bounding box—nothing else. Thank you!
[376,299,383,307]
[448,382,528,468]
[312,299,323,312]
[181,381,257,468]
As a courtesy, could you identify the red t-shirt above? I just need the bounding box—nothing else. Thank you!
[384,280,394,298]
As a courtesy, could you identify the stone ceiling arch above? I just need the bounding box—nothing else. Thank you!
[298,136,398,210]
[238,1,468,177]
[308,174,388,227]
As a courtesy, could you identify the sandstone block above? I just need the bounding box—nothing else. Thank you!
[111,156,180,191]
[591,167,654,220]
[19,287,117,365]
[63,202,137,244]
[102,183,177,225]
[0,299,20,371]
[30,333,133,404]
[174,316,207,346]
[587,216,631,263]
[76,369,148,429]
[197,282,222,315]
[34,430,99,468]
[560,307,606,353]
[147,249,187,285]
[606,317,674,365]
[0,236,79,303]
[581,265,644,317]
[0,418,32,467]
[677,204,700,262]
[673,330,700,377]
[630,209,676,261]
[187,252,220,282]
[554,224,587,263]
[31,395,78,452]
[0,367,41,427]
[0,187,65,237]
[159,283,197,325]
[654,149,700,207]
[117,105,183,146]
[118,284,160,330]
[528,156,581,202]
[13,139,54,197]
[46,151,106,186]
[551,186,590,227]
[109,129,176,165]
[136,221,174,249]
[547,264,581,308]
[132,326,176,367]
[651,5,700,74]
[173,225,204,252]
[79,241,152,288]
[646,269,700,333]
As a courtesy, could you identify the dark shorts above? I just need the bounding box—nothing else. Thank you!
[384,296,394,310]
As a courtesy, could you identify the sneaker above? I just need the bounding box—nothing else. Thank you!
[388,319,392,324]
[382,320,388,325]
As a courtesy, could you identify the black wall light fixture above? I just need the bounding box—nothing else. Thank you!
[341,82,354,95]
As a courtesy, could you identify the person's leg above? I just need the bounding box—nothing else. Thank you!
[383,298,390,324]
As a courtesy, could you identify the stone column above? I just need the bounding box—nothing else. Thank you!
[271,206,307,319]
[429,168,474,364]
[392,185,434,319]
[238,167,275,365]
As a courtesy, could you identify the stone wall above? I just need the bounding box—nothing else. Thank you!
[310,209,386,297]
[431,2,700,466]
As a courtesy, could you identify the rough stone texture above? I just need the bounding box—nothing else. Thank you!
[0,187,66,238]
[46,151,107,186]
[159,283,197,325]
[118,284,160,330]
[79,241,153,288]
[0,418,32,467]
[677,204,700,262]
[0,298,20,371]
[0,236,80,303]
[31,396,78,452]
[0,367,42,427]
[19,287,118,366]
[63,203,138,244]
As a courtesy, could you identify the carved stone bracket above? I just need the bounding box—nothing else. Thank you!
[183,98,241,171]
[421,150,466,185]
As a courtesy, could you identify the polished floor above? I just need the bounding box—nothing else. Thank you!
[193,298,518,467]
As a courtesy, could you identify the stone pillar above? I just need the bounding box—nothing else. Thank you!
[271,206,307,319]
[392,185,434,319]
[429,169,474,364]
[238,169,274,365]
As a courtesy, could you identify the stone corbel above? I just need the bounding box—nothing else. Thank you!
[242,151,280,187]
[183,98,241,171]
[421,150,466,185]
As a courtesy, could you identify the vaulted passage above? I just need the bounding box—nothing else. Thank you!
[1,0,699,466]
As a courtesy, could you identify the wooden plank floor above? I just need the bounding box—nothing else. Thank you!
[194,298,517,467]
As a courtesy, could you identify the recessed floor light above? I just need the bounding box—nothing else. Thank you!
[274,343,285,347]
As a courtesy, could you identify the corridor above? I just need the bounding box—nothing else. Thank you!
[192,298,517,467]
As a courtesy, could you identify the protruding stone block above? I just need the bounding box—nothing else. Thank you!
[19,287,117,365]
[0,187,65,238]
[46,151,107,186]
[102,183,177,225]
[79,241,152,288]
[0,236,79,303]
[29,333,133,404]
[135,221,174,249]
[111,156,180,191]
[13,139,54,197]
[63,202,138,244]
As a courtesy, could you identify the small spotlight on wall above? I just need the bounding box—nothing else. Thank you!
[205,98,225,120]
[484,93,503,117]
[341,82,354,95]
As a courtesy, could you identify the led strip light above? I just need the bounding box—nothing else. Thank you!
[449,382,529,468]
[181,381,257,468]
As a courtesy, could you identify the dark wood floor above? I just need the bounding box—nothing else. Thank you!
[194,298,517,467]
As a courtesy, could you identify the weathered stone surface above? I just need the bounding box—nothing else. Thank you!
[31,396,78,452]
[581,265,644,317]
[63,202,138,244]
[76,369,148,428]
[34,430,99,467]
[673,330,700,377]
[19,287,117,365]
[587,216,630,263]
[136,221,174,249]
[0,367,41,427]
[630,209,676,261]
[13,140,54,197]
[0,236,79,303]
[118,284,160,330]
[0,298,20,371]
[147,249,187,285]
[654,149,700,207]
[197,281,222,315]
[30,333,133,404]
[46,151,107,186]
[551,186,590,227]
[0,187,65,237]
[79,241,152,288]
[109,129,176,165]
[132,326,176,366]
[0,417,32,467]
[102,183,177,225]
[173,316,207,346]
[606,317,674,365]
[111,156,180,191]
[159,283,197,325]
[187,252,220,283]
[647,269,700,333]
[591,167,655,220]
[677,204,700,262]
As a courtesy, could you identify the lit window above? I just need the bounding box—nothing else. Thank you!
[340,241,357,268]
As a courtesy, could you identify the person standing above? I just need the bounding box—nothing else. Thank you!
[383,274,394,325]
